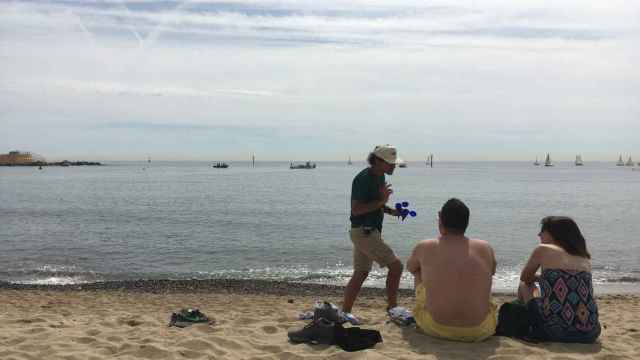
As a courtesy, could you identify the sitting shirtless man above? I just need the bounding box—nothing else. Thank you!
[407,198,497,342]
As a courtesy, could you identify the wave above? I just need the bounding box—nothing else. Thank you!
[0,268,104,285]
[2,266,640,287]
[604,276,640,283]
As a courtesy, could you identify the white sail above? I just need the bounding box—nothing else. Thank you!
[617,155,625,166]
[533,156,540,166]
[575,155,583,166]
[544,153,553,167]
[626,156,634,166]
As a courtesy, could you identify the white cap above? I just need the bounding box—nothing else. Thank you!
[371,144,399,164]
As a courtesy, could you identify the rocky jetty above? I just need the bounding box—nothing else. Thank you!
[1,160,102,167]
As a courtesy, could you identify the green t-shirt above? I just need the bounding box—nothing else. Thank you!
[350,168,385,231]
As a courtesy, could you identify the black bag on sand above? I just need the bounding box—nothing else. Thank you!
[334,323,383,352]
[495,301,530,338]
[288,320,382,351]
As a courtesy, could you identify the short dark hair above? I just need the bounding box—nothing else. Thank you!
[540,216,591,259]
[367,153,379,166]
[440,198,469,234]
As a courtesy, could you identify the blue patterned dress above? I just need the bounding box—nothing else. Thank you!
[527,269,601,343]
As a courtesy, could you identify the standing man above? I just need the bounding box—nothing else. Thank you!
[342,144,403,319]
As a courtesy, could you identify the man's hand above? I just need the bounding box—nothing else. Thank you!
[384,206,401,217]
[380,183,393,204]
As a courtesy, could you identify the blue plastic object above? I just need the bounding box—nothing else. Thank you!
[394,201,417,221]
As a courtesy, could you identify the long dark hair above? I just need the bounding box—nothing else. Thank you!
[540,216,591,259]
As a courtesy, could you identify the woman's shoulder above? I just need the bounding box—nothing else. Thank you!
[536,244,592,272]
[532,243,564,256]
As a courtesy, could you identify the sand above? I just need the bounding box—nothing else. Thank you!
[0,280,638,360]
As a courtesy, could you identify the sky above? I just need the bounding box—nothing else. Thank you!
[1,0,639,161]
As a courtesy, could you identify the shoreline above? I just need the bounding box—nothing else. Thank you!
[2,278,639,297]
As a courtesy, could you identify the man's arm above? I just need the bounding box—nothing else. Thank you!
[407,242,423,275]
[351,199,385,216]
[490,246,497,276]
[383,205,401,217]
[351,183,393,216]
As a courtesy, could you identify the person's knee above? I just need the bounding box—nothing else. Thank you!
[388,259,403,274]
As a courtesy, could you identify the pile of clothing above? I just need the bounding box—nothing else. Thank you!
[288,302,383,352]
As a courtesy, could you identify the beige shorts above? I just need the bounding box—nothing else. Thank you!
[350,227,397,272]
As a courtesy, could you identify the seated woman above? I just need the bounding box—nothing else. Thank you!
[518,216,601,343]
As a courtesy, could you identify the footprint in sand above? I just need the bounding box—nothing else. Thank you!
[4,337,27,346]
[22,327,47,334]
[132,344,172,359]
[74,336,97,344]
[106,336,124,343]
[177,339,214,352]
[16,317,47,324]
[236,316,260,325]
[118,318,143,327]
[178,349,206,359]
[86,329,101,336]
[261,325,279,334]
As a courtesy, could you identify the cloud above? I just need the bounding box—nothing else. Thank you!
[1,1,639,160]
[3,0,635,48]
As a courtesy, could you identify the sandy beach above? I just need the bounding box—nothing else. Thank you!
[1,280,638,360]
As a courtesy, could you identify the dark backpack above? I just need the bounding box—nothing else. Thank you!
[333,323,383,352]
[495,301,530,338]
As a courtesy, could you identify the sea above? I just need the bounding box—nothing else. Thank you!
[1,161,639,293]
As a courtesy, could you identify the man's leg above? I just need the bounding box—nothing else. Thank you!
[343,270,369,313]
[385,259,403,310]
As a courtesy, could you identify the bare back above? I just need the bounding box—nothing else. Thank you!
[410,236,495,327]
[538,244,591,272]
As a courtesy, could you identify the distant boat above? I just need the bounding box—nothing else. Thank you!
[347,156,352,165]
[544,153,553,167]
[575,155,584,166]
[426,154,434,168]
[397,158,407,168]
[213,162,229,168]
[626,156,634,166]
[290,161,316,169]
[616,155,625,166]
[533,157,540,166]
[147,156,151,164]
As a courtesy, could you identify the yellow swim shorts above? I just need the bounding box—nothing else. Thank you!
[413,284,497,342]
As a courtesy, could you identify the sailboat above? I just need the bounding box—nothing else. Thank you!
[625,156,634,166]
[426,154,434,168]
[533,156,540,166]
[544,153,553,167]
[143,156,151,170]
[575,155,584,166]
[397,157,407,168]
[347,156,352,165]
[616,155,625,166]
